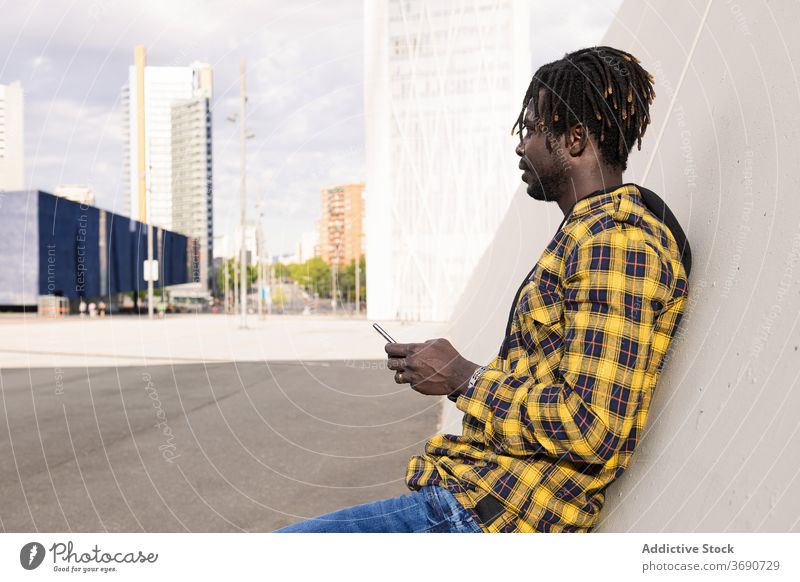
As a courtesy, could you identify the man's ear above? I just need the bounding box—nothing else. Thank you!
[565,123,588,157]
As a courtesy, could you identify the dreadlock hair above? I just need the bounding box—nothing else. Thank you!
[513,46,656,172]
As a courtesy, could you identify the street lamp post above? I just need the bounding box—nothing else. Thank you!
[256,207,264,319]
[134,46,154,319]
[224,259,229,313]
[226,60,257,327]
[233,260,238,314]
[267,260,273,316]
[331,244,339,315]
[355,230,363,315]
[238,60,248,328]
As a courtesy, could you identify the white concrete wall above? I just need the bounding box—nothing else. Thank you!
[443,0,800,531]
[364,0,530,322]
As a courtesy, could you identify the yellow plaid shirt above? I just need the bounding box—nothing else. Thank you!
[405,184,690,532]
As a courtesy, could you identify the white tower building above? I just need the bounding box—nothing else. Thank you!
[121,61,213,288]
[121,62,212,231]
[364,0,530,321]
[297,230,320,263]
[0,81,24,192]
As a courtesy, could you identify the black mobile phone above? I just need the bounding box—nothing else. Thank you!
[372,323,396,343]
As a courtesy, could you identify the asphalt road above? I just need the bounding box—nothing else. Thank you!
[0,361,441,532]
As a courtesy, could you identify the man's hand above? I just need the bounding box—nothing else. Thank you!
[385,338,479,398]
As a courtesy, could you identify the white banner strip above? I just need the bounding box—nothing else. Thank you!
[1,533,798,581]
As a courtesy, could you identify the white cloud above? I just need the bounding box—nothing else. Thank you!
[1,0,623,255]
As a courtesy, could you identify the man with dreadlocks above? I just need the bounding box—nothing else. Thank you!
[276,46,691,533]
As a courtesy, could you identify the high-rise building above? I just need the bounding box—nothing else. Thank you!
[54,184,95,206]
[364,0,530,321]
[121,62,211,228]
[171,70,213,288]
[0,81,24,192]
[318,183,364,267]
[296,230,319,264]
[215,225,260,265]
[121,61,213,287]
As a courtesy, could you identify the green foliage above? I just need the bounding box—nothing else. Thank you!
[295,257,331,297]
[214,255,366,305]
[215,258,258,291]
[338,255,366,304]
[271,287,288,306]
[135,288,164,300]
[247,264,258,286]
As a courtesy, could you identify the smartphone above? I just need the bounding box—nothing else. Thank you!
[372,322,396,343]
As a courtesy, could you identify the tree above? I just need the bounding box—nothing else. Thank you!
[275,257,332,297]
[273,262,287,283]
[303,257,331,297]
[339,255,366,305]
[215,258,257,292]
[246,264,258,287]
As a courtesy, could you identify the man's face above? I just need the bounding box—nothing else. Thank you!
[515,89,568,201]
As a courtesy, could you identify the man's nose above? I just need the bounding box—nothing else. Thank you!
[515,141,524,157]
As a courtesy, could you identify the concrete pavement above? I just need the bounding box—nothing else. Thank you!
[0,360,441,532]
[0,314,457,532]
[0,313,446,368]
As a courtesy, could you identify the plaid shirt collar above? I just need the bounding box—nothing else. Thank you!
[565,182,643,223]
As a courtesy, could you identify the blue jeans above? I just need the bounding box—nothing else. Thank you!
[273,485,484,533]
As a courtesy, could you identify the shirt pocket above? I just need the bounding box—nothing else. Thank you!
[512,273,565,368]
[518,275,563,330]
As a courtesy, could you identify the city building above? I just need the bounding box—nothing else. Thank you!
[215,224,260,266]
[318,183,364,267]
[0,190,191,308]
[171,76,213,289]
[296,230,319,264]
[364,0,530,321]
[0,81,24,191]
[54,184,95,206]
[121,62,212,226]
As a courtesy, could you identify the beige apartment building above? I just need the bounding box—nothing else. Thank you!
[318,183,364,267]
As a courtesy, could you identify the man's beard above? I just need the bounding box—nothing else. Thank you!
[526,172,568,202]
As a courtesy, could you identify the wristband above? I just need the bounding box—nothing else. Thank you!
[468,365,486,391]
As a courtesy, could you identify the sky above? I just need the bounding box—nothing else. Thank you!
[0,0,623,257]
